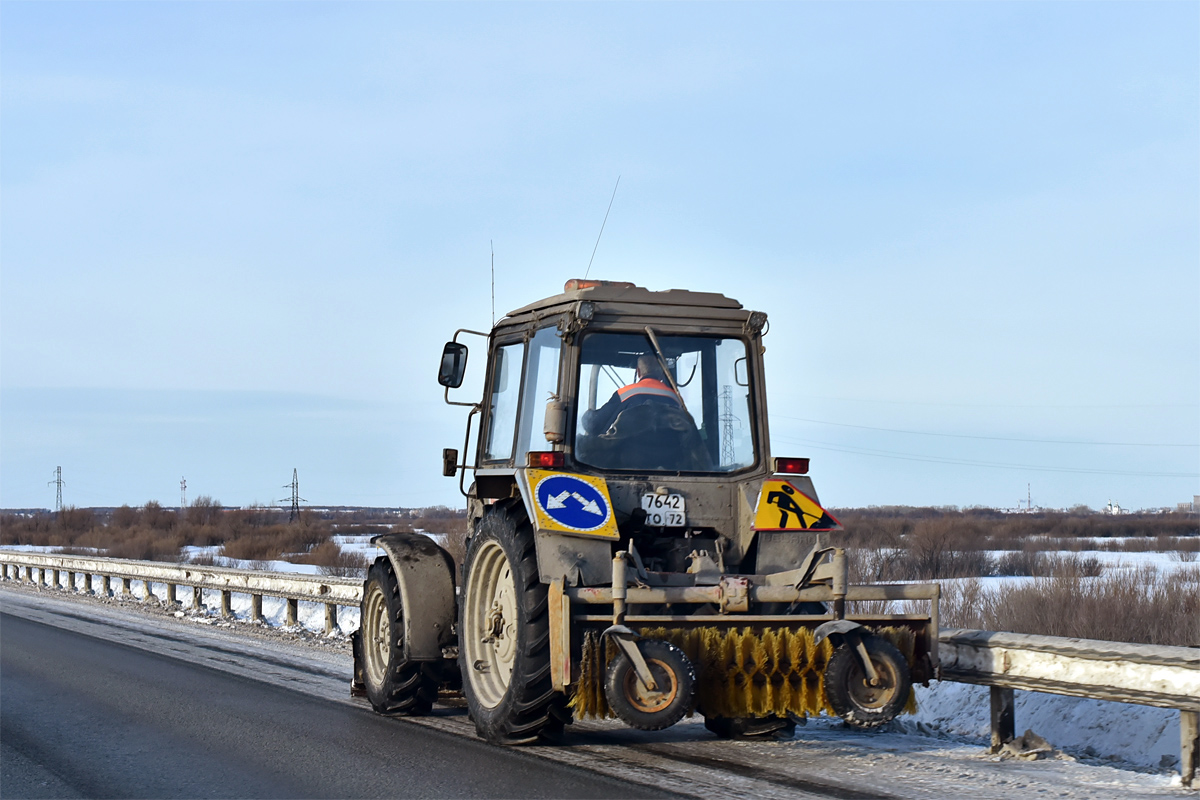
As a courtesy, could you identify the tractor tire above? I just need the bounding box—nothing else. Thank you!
[824,634,911,729]
[460,500,569,745]
[360,557,440,716]
[703,715,797,740]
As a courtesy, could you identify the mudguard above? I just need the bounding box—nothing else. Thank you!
[371,533,457,661]
[813,619,864,647]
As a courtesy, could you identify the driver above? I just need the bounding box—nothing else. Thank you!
[583,355,681,435]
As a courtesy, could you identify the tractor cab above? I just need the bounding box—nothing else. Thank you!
[438,278,831,583]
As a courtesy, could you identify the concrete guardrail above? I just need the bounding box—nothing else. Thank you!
[0,549,361,633]
[940,627,1199,787]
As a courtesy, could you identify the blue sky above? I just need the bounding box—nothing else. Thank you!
[2,2,1197,512]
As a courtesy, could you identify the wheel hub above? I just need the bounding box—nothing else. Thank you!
[463,539,519,709]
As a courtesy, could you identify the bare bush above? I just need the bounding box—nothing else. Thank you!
[221,524,329,562]
[186,496,223,527]
[994,549,1040,576]
[942,567,1199,647]
[106,530,183,562]
[57,506,95,533]
[287,541,370,578]
[110,505,140,529]
[142,501,177,531]
[1033,553,1105,578]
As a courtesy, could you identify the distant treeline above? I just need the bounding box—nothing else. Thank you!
[0,498,467,567]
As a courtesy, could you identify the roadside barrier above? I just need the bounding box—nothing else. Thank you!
[1,549,1196,787]
[0,549,359,633]
[940,627,1199,787]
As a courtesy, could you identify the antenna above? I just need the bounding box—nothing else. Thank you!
[181,477,187,516]
[584,175,621,279]
[48,466,63,512]
[491,240,495,327]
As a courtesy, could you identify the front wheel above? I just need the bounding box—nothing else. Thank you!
[460,501,568,744]
[604,639,696,731]
[824,635,911,729]
[360,558,439,715]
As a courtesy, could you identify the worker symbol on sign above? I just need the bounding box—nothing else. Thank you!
[763,482,840,530]
[766,483,809,528]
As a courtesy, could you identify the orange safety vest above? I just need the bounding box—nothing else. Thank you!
[616,378,680,404]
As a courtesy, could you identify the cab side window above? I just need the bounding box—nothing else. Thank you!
[482,342,525,462]
[515,326,562,461]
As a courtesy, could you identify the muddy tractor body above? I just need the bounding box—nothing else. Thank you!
[354,280,940,743]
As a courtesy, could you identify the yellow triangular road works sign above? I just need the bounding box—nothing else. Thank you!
[752,479,842,531]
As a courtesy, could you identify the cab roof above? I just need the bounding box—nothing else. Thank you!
[505,279,743,319]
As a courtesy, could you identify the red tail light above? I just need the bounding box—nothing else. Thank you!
[774,457,809,475]
[527,451,565,468]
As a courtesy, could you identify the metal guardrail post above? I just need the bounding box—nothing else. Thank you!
[286,598,298,626]
[120,577,132,597]
[220,590,232,618]
[84,573,92,594]
[192,586,203,610]
[53,569,61,589]
[1183,710,1198,789]
[989,687,1015,753]
[143,580,155,602]
[251,595,263,623]
[325,603,338,634]
[166,583,177,605]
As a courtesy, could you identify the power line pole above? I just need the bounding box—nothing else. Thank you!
[281,469,305,523]
[719,386,736,467]
[48,466,64,512]
[180,477,187,517]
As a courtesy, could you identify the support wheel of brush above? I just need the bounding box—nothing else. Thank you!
[460,500,569,744]
[360,558,439,715]
[605,639,696,731]
[825,634,911,729]
[704,715,797,740]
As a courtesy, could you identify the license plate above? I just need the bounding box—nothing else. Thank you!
[641,493,686,527]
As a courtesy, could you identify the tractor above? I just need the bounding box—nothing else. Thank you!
[352,279,940,743]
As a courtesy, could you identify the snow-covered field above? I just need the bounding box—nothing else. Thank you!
[3,539,1194,780]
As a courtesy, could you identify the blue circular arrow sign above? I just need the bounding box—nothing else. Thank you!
[534,475,611,532]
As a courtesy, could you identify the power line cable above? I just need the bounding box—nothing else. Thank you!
[772,434,1199,478]
[787,395,1198,410]
[776,416,1198,448]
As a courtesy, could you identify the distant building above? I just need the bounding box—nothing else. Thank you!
[1103,500,1125,515]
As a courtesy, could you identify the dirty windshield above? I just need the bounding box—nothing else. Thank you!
[573,332,756,473]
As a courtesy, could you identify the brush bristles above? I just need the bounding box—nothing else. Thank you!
[571,625,919,721]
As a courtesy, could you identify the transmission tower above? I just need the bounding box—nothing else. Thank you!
[180,477,187,516]
[719,386,737,467]
[48,466,64,512]
[280,469,306,522]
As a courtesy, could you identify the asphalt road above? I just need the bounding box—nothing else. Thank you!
[0,612,671,799]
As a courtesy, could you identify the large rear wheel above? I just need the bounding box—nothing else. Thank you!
[460,501,569,744]
[360,558,439,715]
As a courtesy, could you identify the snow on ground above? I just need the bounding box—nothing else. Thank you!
[907,681,1183,772]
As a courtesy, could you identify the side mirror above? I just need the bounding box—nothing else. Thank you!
[442,448,459,477]
[438,342,468,388]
